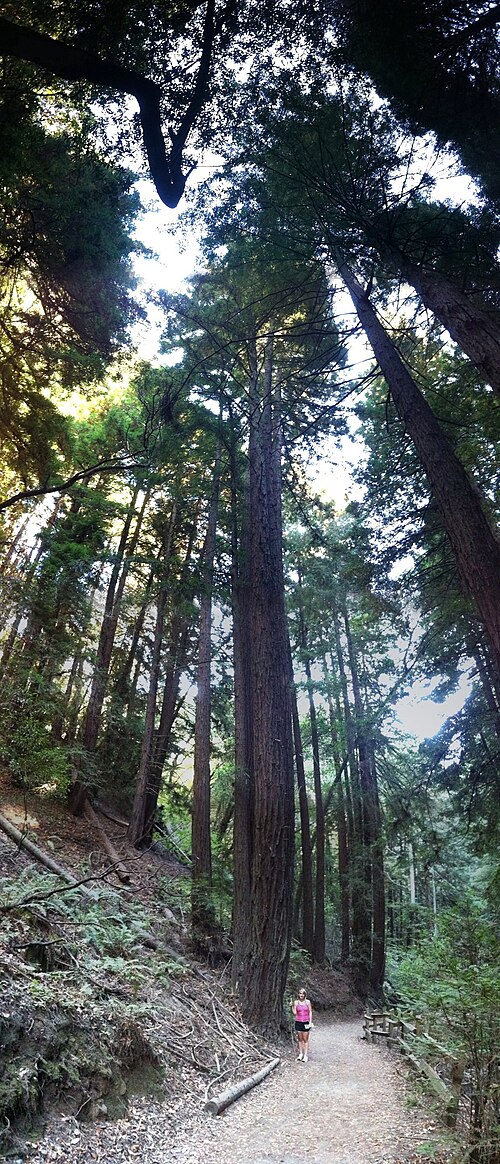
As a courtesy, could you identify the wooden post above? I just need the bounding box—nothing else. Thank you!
[371,1011,384,1032]
[363,1014,373,1041]
[446,1059,465,1128]
[388,1019,401,1046]
[414,1014,425,1035]
[401,1019,415,1038]
[365,1006,464,1131]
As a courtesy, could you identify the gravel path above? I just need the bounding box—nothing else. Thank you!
[172,1017,444,1164]
[25,1019,446,1163]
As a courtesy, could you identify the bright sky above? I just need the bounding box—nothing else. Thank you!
[394,677,469,741]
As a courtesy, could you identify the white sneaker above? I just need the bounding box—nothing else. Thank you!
[303,1054,308,1062]
[296,1054,303,1060]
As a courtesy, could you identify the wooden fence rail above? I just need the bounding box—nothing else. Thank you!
[363,1011,465,1127]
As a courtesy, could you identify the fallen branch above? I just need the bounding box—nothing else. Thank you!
[0,812,98,901]
[93,802,129,828]
[84,802,131,884]
[204,1057,281,1115]
[0,457,145,512]
[154,820,192,865]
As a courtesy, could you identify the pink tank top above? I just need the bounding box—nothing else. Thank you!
[296,1000,310,1022]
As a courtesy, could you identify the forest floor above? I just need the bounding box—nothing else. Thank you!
[22,1018,453,1164]
[0,771,456,1164]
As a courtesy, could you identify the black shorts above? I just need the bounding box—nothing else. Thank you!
[295,1021,309,1032]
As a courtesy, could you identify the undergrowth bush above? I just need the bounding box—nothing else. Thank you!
[391,898,499,1164]
[0,681,70,796]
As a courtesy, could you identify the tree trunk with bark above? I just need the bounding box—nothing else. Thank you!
[322,657,350,963]
[81,486,147,755]
[128,506,176,847]
[339,261,500,680]
[296,566,325,962]
[400,258,500,397]
[191,441,221,937]
[2,501,62,672]
[332,608,368,959]
[113,558,158,704]
[141,523,198,843]
[303,651,326,964]
[343,603,385,991]
[230,440,255,991]
[234,334,295,1033]
[291,674,314,955]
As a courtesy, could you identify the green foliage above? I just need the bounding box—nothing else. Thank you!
[95,696,145,812]
[392,899,500,1164]
[286,945,313,997]
[0,64,140,498]
[333,0,500,204]
[0,677,70,795]
[1,870,183,984]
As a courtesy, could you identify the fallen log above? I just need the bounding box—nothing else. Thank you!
[93,801,129,828]
[84,801,131,884]
[204,1057,281,1115]
[0,812,98,900]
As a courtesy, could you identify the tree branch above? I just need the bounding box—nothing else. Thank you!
[0,458,146,512]
[0,4,222,209]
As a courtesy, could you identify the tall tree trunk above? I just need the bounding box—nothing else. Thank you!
[368,742,385,991]
[236,334,295,1033]
[342,605,373,984]
[230,435,254,991]
[141,522,198,842]
[290,673,314,955]
[114,558,158,703]
[191,441,221,936]
[128,506,176,847]
[343,604,385,991]
[65,653,86,745]
[81,486,147,755]
[51,650,82,742]
[141,622,190,841]
[474,649,500,736]
[306,664,325,963]
[2,502,62,671]
[296,564,325,961]
[0,513,31,579]
[399,257,500,397]
[339,261,500,679]
[332,609,367,960]
[322,657,350,963]
[336,770,351,964]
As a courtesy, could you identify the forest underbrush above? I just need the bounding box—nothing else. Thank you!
[0,769,361,1159]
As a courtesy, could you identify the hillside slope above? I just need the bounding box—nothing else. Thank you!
[0,771,361,1158]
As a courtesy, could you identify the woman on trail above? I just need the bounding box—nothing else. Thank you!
[292,988,313,1061]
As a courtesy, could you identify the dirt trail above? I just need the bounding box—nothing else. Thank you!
[171,1017,444,1164]
[24,1018,447,1164]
